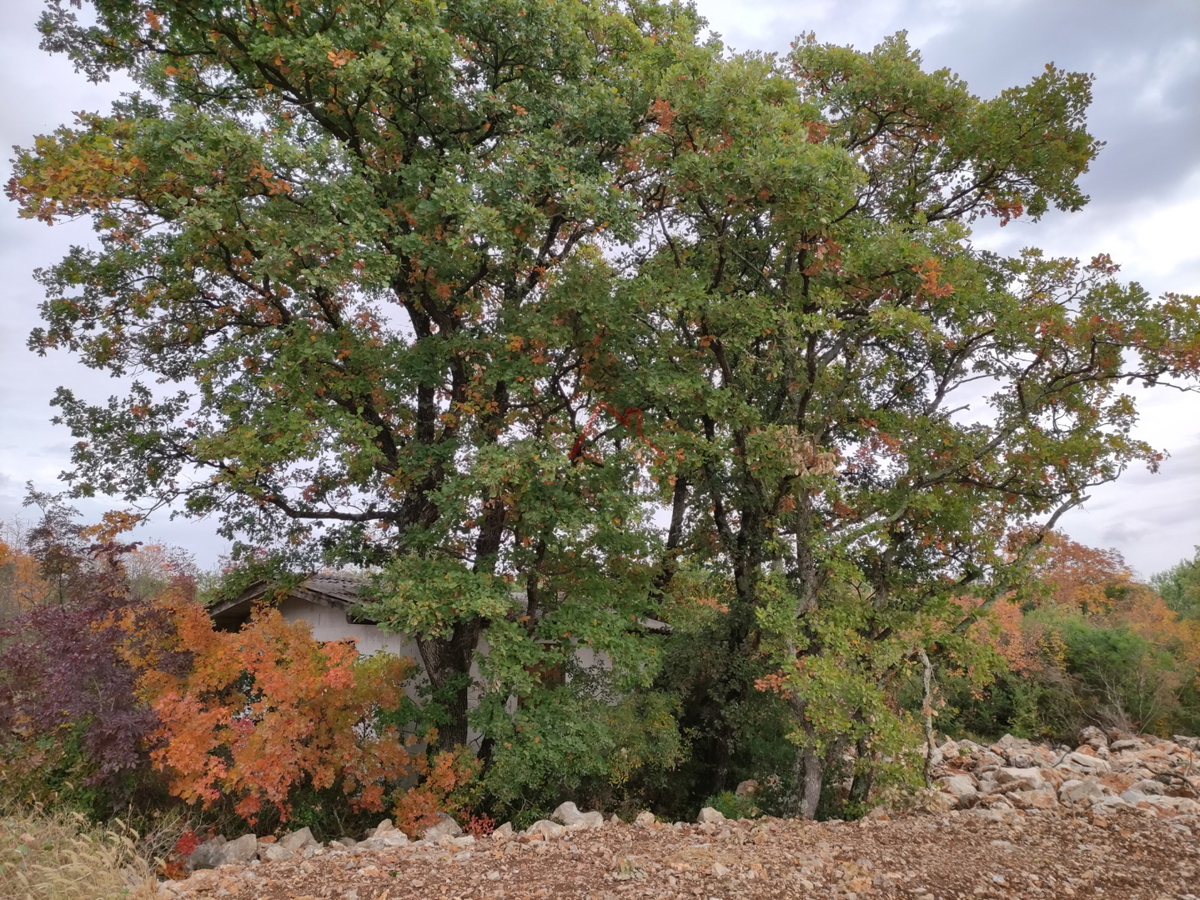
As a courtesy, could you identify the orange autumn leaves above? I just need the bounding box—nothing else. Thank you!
[0,537,51,617]
[121,600,471,834]
[964,531,1200,682]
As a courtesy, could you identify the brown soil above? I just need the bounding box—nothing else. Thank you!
[164,809,1199,900]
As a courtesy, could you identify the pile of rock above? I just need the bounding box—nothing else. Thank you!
[179,798,725,879]
[183,814,461,870]
[919,727,1199,824]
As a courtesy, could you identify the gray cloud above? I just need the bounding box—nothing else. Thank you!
[1063,437,1200,579]
[700,0,1200,239]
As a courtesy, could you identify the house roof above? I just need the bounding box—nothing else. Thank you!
[207,572,672,634]
[208,573,370,629]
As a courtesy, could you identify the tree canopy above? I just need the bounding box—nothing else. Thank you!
[10,0,1200,816]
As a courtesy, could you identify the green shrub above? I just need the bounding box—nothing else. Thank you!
[700,790,761,821]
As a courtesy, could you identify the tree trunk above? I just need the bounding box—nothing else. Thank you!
[848,735,876,809]
[781,704,824,819]
[417,617,483,752]
[786,742,823,820]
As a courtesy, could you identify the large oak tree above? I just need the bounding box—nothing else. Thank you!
[11,0,704,752]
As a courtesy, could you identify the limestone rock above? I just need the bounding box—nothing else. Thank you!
[492,822,514,840]
[1060,777,1106,805]
[696,807,726,825]
[421,813,462,841]
[258,843,295,862]
[994,767,1047,792]
[735,779,759,797]
[280,827,317,852]
[551,801,583,825]
[187,836,227,871]
[634,811,656,827]
[524,819,566,840]
[222,834,258,865]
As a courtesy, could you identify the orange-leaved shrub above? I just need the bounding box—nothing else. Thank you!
[122,599,470,832]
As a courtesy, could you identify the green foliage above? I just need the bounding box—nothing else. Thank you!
[700,790,761,821]
[1152,550,1200,621]
[944,598,1200,742]
[1057,615,1181,732]
[479,687,685,823]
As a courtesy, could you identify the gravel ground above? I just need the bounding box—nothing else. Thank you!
[163,807,1200,900]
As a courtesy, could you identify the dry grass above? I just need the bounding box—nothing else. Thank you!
[0,807,159,900]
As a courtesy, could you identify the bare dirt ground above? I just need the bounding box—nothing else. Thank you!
[165,807,1199,900]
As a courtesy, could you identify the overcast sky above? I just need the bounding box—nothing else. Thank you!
[1,0,1198,578]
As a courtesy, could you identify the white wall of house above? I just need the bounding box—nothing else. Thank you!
[277,596,422,661]
[276,595,626,751]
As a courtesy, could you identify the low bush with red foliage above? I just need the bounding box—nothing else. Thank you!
[462,811,497,838]
[123,598,477,834]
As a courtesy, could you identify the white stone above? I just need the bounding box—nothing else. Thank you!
[421,813,462,840]
[634,811,656,827]
[222,834,258,865]
[258,843,295,862]
[566,811,605,830]
[994,767,1047,792]
[551,801,585,826]
[524,819,565,839]
[279,827,316,852]
[1060,778,1106,805]
[696,807,726,825]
